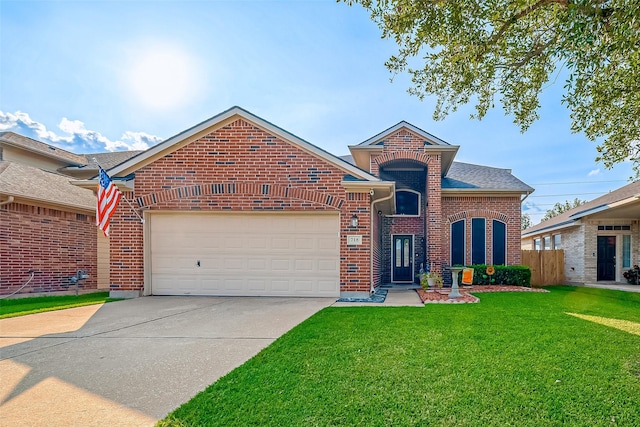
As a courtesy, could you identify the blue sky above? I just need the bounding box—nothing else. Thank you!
[0,0,634,225]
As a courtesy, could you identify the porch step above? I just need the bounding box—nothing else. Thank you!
[381,283,421,290]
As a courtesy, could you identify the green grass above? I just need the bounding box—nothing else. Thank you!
[159,286,640,427]
[0,292,121,318]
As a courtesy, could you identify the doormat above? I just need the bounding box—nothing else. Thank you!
[336,288,388,303]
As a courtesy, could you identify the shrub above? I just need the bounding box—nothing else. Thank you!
[456,265,531,287]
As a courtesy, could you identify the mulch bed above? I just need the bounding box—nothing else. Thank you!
[417,285,549,304]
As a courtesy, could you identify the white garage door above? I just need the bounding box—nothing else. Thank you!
[148,212,340,297]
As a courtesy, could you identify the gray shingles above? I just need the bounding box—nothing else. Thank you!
[523,180,640,234]
[0,131,87,165]
[0,160,95,210]
[81,151,144,169]
[442,162,534,192]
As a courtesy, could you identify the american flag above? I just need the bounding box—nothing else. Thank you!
[97,166,122,237]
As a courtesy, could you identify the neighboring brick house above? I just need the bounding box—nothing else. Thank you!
[522,181,640,284]
[79,106,533,299]
[0,132,139,296]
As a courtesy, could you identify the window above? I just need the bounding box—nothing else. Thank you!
[598,225,631,230]
[553,235,562,249]
[623,235,631,268]
[492,220,506,265]
[451,220,465,265]
[543,236,551,250]
[534,238,541,250]
[395,190,420,216]
[471,218,486,265]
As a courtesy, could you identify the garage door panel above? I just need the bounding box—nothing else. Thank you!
[272,238,291,250]
[224,258,244,270]
[318,279,337,292]
[154,276,199,295]
[271,259,290,270]
[149,213,340,297]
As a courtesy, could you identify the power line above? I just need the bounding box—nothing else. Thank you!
[527,192,605,198]
[529,179,627,186]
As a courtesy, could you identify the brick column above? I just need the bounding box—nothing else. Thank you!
[426,154,442,272]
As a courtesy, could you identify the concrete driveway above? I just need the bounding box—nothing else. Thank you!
[0,296,334,426]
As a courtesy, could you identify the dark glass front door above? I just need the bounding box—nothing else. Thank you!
[392,235,413,282]
[597,236,616,281]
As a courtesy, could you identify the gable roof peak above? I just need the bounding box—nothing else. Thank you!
[105,105,381,183]
[352,120,452,147]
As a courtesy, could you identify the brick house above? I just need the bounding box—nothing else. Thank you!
[79,107,533,299]
[522,180,640,284]
[0,131,139,296]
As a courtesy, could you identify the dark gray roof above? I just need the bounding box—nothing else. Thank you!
[339,154,355,165]
[442,162,534,193]
[523,180,640,236]
[0,131,87,165]
[75,151,144,170]
[0,160,95,210]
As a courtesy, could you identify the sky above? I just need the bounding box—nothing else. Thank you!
[0,0,635,225]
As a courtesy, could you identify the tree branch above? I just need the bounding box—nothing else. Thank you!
[487,0,568,46]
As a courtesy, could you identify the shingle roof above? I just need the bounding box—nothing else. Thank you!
[339,154,355,165]
[0,131,87,165]
[442,162,534,193]
[0,160,95,211]
[84,151,144,169]
[523,180,640,236]
[58,151,144,175]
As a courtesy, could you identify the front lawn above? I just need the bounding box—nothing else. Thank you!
[0,292,120,318]
[160,286,640,426]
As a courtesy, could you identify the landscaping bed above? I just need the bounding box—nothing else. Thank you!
[417,285,549,304]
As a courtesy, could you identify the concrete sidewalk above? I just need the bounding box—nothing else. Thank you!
[579,282,640,293]
[0,296,333,426]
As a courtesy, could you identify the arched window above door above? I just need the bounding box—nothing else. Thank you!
[395,189,420,216]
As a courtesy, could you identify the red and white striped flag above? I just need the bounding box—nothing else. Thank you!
[97,166,122,237]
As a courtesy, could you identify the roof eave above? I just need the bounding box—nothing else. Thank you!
[424,145,459,176]
[0,136,87,166]
[442,188,531,196]
[355,121,451,147]
[0,192,94,214]
[569,195,640,220]
[522,219,580,238]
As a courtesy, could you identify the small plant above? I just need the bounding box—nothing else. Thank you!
[420,271,443,289]
[622,265,639,285]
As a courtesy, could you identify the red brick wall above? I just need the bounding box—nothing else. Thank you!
[441,196,523,266]
[109,118,372,294]
[372,210,382,288]
[0,202,97,295]
[426,155,443,273]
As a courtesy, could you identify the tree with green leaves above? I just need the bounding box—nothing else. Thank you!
[521,213,533,230]
[542,198,586,221]
[343,0,640,177]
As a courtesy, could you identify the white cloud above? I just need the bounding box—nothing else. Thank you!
[110,131,162,151]
[588,168,600,176]
[0,110,162,153]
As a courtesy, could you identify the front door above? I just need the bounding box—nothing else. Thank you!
[392,235,413,282]
[597,236,616,281]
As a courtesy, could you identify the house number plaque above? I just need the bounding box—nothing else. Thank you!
[347,235,362,245]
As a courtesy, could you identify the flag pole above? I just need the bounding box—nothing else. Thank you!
[93,158,144,224]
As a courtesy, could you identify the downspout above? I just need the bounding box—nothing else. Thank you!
[0,195,14,206]
[370,190,395,293]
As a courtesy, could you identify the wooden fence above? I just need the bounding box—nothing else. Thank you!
[521,250,565,287]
